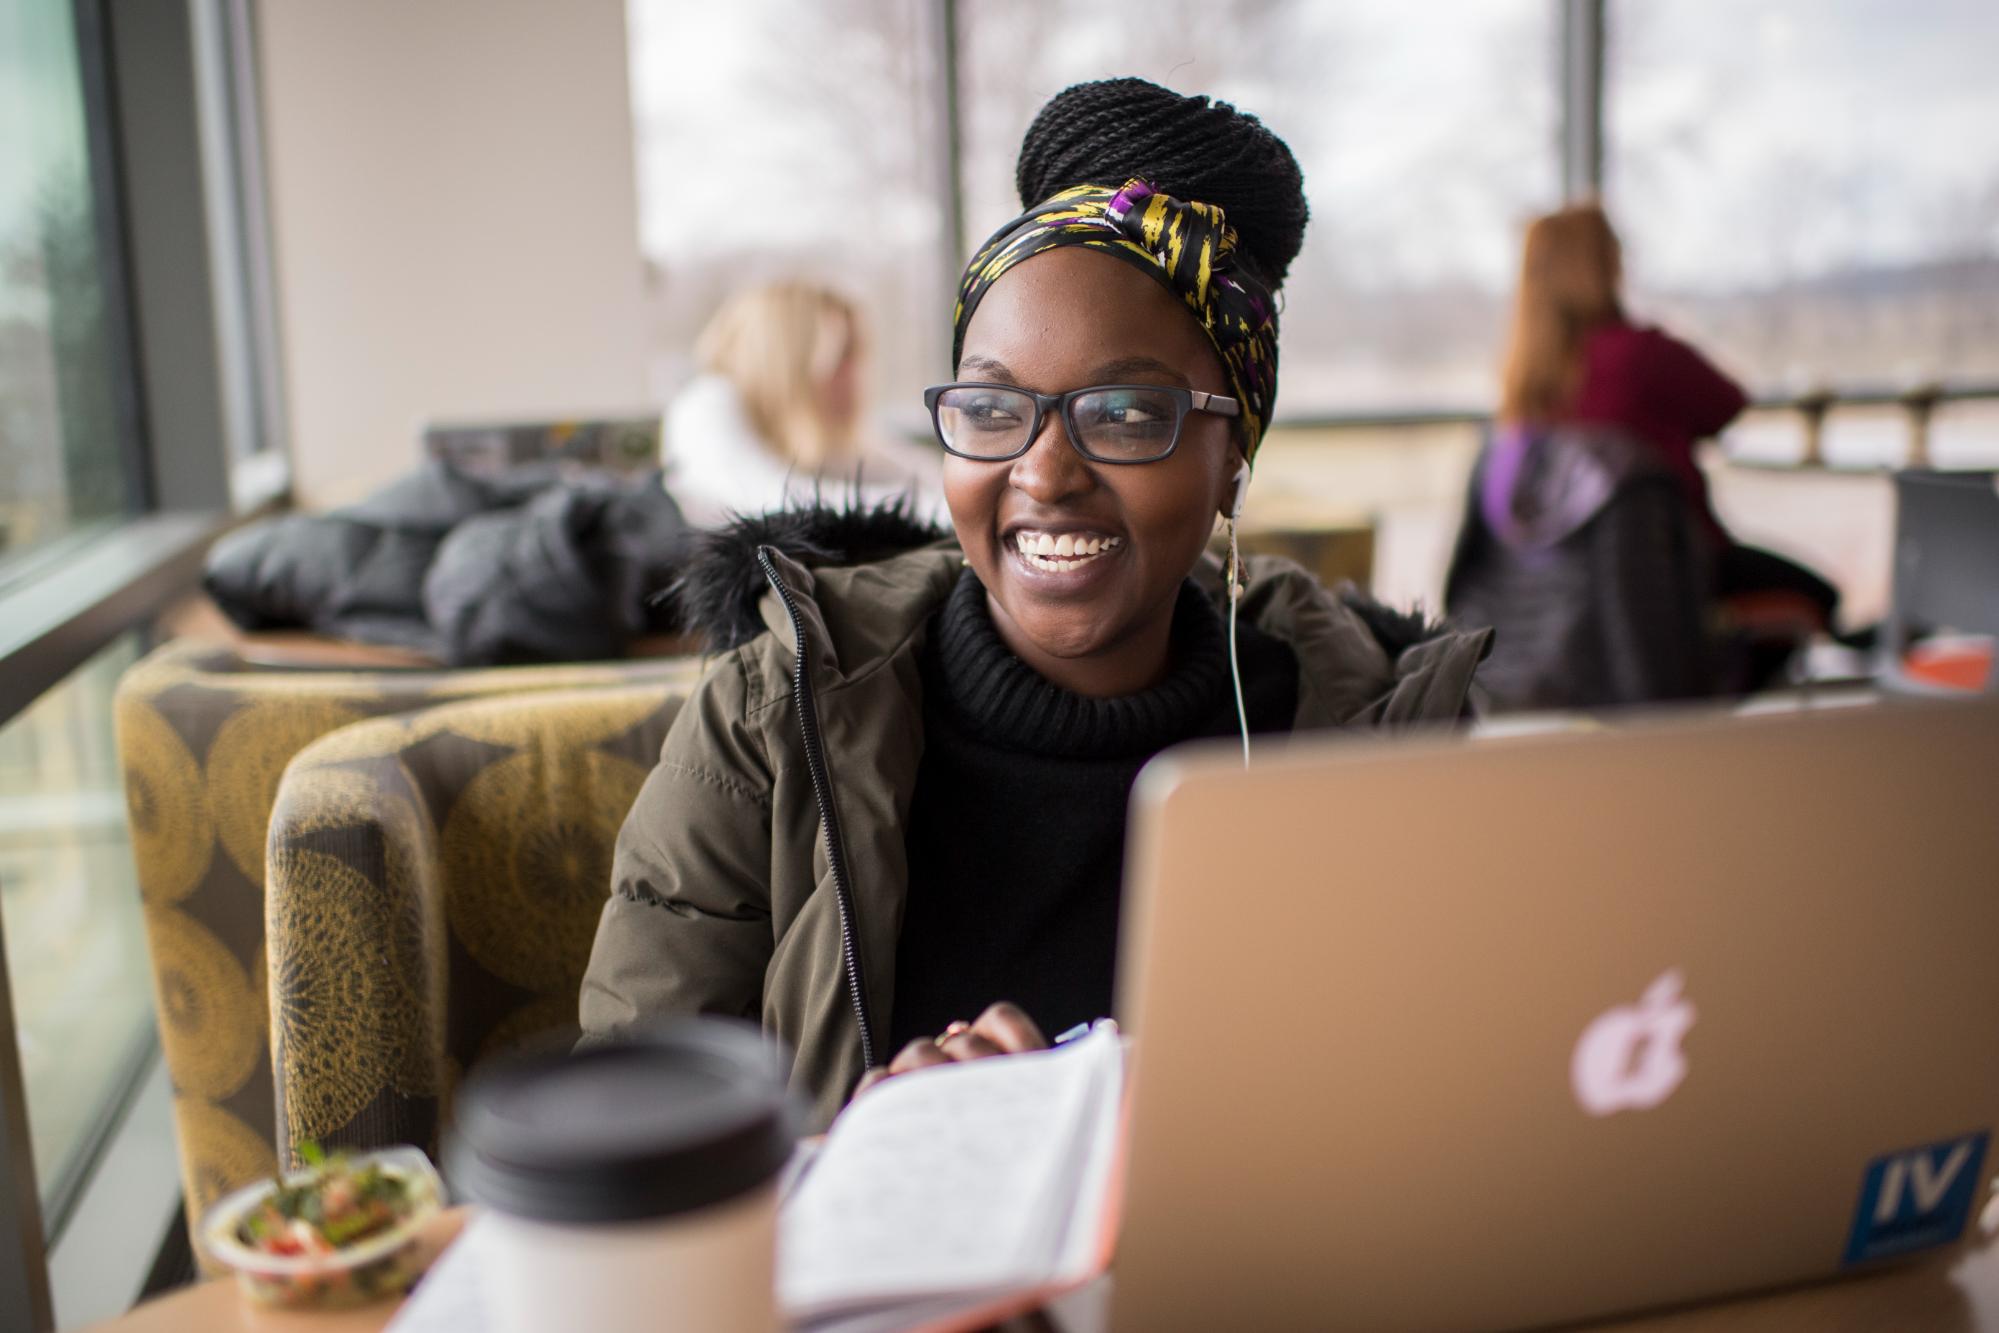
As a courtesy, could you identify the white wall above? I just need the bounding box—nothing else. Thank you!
[254,0,648,508]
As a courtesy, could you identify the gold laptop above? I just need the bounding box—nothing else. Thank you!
[1112,697,1999,1331]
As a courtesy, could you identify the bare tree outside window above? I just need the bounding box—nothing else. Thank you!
[626,0,949,435]
[627,0,1999,445]
[628,0,1554,433]
[957,0,1556,416]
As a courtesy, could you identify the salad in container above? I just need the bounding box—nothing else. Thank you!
[200,1143,445,1308]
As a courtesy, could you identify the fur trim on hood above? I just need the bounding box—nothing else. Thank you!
[661,499,948,651]
[662,498,1452,658]
[1340,596,1455,661]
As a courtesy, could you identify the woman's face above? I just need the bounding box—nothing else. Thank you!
[946,247,1240,697]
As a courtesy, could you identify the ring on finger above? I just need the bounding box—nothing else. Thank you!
[934,1020,971,1046]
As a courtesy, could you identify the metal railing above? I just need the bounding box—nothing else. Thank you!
[1272,381,1999,469]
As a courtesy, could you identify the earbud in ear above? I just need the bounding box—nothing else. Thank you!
[1229,464,1251,524]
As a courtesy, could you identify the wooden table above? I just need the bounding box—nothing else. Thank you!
[86,1212,470,1333]
[87,1208,1999,1333]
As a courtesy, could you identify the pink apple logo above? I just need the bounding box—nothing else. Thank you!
[1571,969,1696,1117]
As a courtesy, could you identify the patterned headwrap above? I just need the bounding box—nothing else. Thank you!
[951,178,1282,460]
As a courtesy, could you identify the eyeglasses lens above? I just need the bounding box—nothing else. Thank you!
[935,387,1034,458]
[934,386,1184,462]
[1067,387,1181,462]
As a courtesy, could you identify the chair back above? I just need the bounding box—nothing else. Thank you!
[265,683,687,1165]
[1445,426,1713,710]
[114,642,697,1243]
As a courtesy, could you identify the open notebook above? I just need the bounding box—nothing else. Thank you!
[388,1022,1124,1333]
[783,1020,1125,1332]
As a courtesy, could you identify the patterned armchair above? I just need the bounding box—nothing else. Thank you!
[113,642,698,1244]
[264,682,686,1166]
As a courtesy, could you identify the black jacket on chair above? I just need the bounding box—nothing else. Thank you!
[203,460,689,665]
[1445,426,1716,712]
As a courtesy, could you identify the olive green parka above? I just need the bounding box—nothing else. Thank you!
[579,507,1491,1128]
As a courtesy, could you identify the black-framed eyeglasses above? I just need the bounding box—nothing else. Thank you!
[922,382,1240,464]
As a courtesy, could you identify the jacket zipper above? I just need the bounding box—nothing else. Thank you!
[756,546,877,1071]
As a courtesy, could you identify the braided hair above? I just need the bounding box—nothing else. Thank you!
[1014,77,1309,291]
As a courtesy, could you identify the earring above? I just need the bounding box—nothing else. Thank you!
[1226,516,1245,602]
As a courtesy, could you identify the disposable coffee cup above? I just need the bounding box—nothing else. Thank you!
[447,1019,796,1333]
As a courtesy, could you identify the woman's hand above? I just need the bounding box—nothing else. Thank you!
[854,1002,1047,1096]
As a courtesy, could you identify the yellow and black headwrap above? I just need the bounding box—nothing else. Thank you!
[951,177,1282,459]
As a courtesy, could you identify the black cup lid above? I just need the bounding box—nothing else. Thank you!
[446,1018,797,1224]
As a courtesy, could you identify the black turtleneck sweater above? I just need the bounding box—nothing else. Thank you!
[889,569,1298,1050]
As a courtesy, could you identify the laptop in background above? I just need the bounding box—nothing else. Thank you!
[1112,697,1999,1331]
[423,415,661,480]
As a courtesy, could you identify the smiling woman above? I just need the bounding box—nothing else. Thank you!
[942,259,1243,697]
[577,77,1493,1130]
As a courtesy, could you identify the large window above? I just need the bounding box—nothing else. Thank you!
[0,0,158,1229]
[628,0,1999,436]
[0,0,137,573]
[0,0,156,1219]
[626,0,1554,434]
[0,635,154,1216]
[0,4,186,1310]
[1607,0,1999,396]
[958,0,1556,415]
[625,0,952,427]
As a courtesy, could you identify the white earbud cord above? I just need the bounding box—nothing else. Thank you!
[1227,516,1250,768]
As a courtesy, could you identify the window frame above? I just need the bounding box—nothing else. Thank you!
[0,0,290,1325]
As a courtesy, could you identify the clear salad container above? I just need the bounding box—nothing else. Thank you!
[199,1144,446,1308]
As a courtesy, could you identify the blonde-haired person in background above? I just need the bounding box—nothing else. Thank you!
[663,280,945,526]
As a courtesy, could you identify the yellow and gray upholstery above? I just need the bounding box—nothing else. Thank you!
[113,642,698,1240]
[264,682,687,1166]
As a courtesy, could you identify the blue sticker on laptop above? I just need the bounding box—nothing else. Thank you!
[1842,1131,1989,1266]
